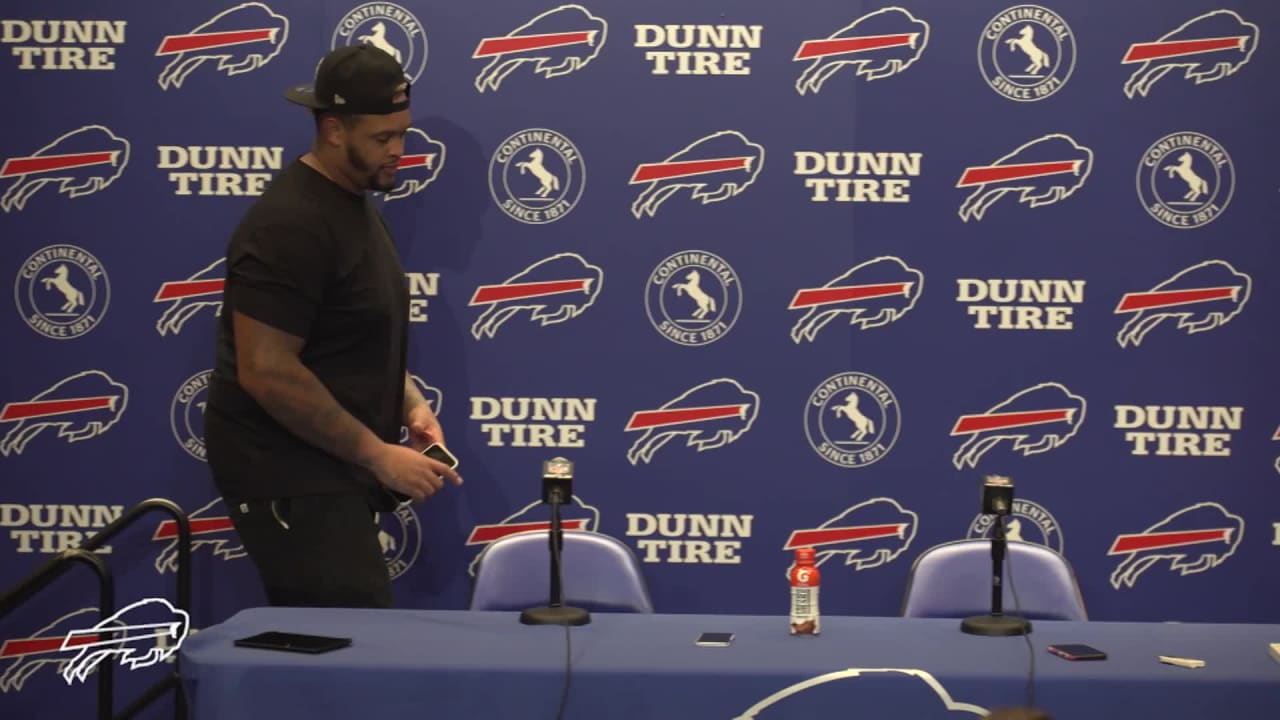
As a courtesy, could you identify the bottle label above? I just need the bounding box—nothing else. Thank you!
[790,586,820,635]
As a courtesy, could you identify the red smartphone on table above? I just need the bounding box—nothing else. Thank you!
[1047,643,1106,661]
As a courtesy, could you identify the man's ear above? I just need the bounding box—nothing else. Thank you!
[318,114,345,148]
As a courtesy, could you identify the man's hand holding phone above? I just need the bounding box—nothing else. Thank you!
[373,442,462,504]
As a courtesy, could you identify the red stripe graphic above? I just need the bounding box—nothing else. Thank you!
[1,634,98,658]
[794,33,918,61]
[1,152,119,178]
[784,523,907,549]
[789,282,911,309]
[951,408,1075,435]
[1122,36,1250,63]
[1273,426,1280,441]
[474,31,596,57]
[1108,528,1233,554]
[626,404,749,431]
[154,279,224,302]
[1,396,118,422]
[152,517,234,541]
[156,28,279,55]
[630,157,754,184]
[469,279,591,305]
[1114,286,1239,313]
[467,519,588,545]
[957,160,1083,187]
[398,154,437,170]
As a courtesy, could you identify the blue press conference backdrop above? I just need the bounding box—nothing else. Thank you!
[1,0,1278,713]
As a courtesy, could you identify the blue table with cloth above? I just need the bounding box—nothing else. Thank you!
[179,608,1280,719]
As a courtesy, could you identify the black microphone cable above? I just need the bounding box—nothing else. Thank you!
[550,520,572,720]
[1000,514,1036,708]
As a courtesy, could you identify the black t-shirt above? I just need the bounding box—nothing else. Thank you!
[206,159,409,501]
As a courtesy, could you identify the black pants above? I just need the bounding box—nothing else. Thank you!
[226,493,394,608]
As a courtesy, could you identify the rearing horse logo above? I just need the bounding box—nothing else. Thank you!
[804,372,901,469]
[832,392,875,442]
[516,148,560,199]
[42,265,85,313]
[17,244,110,340]
[1137,131,1234,230]
[1164,152,1208,202]
[358,22,401,63]
[488,128,585,225]
[1005,25,1049,75]
[978,5,1075,102]
[672,270,716,320]
[645,250,742,347]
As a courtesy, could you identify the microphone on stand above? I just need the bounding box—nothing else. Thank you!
[519,457,591,626]
[983,474,1012,517]
[961,474,1031,636]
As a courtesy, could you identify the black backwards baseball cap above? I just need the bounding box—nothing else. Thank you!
[284,44,410,114]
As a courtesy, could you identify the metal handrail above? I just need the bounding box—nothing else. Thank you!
[0,498,191,720]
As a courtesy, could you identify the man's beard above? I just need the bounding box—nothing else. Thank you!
[347,145,396,192]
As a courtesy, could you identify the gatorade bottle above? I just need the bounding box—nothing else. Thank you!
[789,547,820,635]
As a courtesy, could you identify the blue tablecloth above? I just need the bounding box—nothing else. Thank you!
[180,608,1280,719]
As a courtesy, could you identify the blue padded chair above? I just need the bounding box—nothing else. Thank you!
[470,530,654,613]
[901,539,1087,621]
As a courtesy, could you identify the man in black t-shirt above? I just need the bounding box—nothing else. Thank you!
[205,45,461,608]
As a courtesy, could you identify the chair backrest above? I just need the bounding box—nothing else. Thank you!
[901,539,1087,621]
[470,530,654,613]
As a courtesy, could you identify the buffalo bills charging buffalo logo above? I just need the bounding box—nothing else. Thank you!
[951,382,1085,469]
[0,370,128,457]
[789,256,923,343]
[625,378,759,465]
[397,374,442,446]
[469,253,603,340]
[155,258,225,336]
[784,497,918,574]
[1122,10,1258,99]
[1115,259,1250,348]
[794,6,929,95]
[957,133,1091,222]
[384,128,446,202]
[466,496,601,576]
[1,125,129,213]
[473,4,606,92]
[630,131,764,219]
[1,609,104,693]
[1109,502,1243,589]
[156,3,288,90]
[153,497,245,574]
[58,599,189,685]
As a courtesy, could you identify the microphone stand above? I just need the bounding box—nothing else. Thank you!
[520,484,590,626]
[962,514,1030,636]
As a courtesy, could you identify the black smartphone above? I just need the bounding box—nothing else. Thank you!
[234,631,351,654]
[1047,643,1106,661]
[422,442,459,469]
[695,632,735,647]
